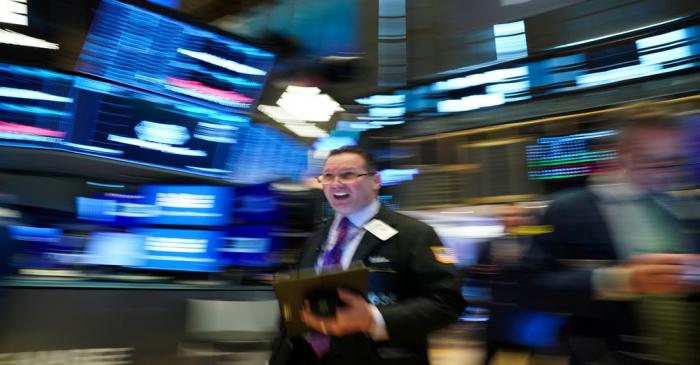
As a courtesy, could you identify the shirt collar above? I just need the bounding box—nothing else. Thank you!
[336,200,381,228]
[589,172,647,202]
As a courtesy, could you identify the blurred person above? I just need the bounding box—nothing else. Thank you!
[477,204,533,268]
[471,204,566,365]
[0,196,17,277]
[269,146,465,365]
[519,103,700,365]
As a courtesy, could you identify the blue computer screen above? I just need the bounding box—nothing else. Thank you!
[0,63,74,149]
[234,183,279,224]
[219,225,275,267]
[7,225,66,268]
[7,226,62,243]
[0,61,248,178]
[83,231,146,267]
[130,228,223,272]
[139,185,233,226]
[526,130,618,180]
[76,192,151,226]
[76,0,275,113]
[68,77,243,176]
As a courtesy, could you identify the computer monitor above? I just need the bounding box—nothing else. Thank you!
[7,225,64,268]
[75,0,275,114]
[219,225,276,268]
[83,231,146,267]
[0,61,249,178]
[139,185,233,226]
[0,63,74,150]
[130,228,223,272]
[76,192,150,226]
[526,130,617,180]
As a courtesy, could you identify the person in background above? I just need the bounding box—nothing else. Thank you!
[518,103,700,365]
[471,204,565,365]
[0,195,17,277]
[269,146,465,365]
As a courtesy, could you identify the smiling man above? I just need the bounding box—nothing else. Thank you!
[269,146,465,365]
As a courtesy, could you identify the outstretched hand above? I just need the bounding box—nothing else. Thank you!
[624,253,700,294]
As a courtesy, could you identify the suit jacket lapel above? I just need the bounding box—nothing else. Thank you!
[298,220,333,269]
[351,207,394,262]
[584,189,622,259]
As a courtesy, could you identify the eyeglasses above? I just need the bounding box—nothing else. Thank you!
[316,171,375,184]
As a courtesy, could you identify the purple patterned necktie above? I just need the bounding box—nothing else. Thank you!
[321,217,350,270]
[307,217,351,357]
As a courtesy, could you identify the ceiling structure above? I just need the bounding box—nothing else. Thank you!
[177,0,278,22]
[170,0,700,144]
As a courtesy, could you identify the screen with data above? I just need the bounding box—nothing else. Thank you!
[0,62,248,177]
[76,0,275,113]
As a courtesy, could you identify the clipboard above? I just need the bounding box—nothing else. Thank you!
[272,262,369,335]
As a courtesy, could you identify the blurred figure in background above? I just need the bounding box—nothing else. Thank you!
[519,103,700,365]
[0,194,17,278]
[471,204,566,365]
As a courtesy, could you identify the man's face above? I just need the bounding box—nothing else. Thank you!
[321,153,380,215]
[620,126,685,193]
[499,205,531,231]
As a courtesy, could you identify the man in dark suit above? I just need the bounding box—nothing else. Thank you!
[519,104,700,365]
[270,146,465,365]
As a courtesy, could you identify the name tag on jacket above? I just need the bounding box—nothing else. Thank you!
[364,219,398,241]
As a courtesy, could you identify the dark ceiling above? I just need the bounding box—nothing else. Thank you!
[178,0,277,22]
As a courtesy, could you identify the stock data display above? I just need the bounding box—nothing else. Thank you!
[526,131,618,180]
[220,225,275,267]
[140,185,233,226]
[0,62,250,177]
[131,228,224,272]
[68,78,242,176]
[77,185,233,227]
[76,0,275,113]
[82,229,224,272]
[0,64,74,148]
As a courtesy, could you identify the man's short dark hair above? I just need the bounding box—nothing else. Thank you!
[327,146,378,172]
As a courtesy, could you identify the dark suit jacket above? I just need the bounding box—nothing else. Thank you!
[518,188,700,365]
[270,206,465,365]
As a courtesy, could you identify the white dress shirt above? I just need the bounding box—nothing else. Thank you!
[315,200,389,340]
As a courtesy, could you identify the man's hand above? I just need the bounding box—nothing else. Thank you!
[624,254,700,294]
[301,289,375,337]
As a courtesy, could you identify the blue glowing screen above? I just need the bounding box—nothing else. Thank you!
[83,229,224,272]
[76,192,151,226]
[233,183,279,224]
[148,0,180,8]
[130,228,224,272]
[527,131,618,180]
[7,226,62,243]
[76,0,275,113]
[77,186,233,227]
[0,62,249,177]
[68,78,243,175]
[140,185,233,226]
[7,225,69,268]
[220,225,275,267]
[0,64,74,149]
[83,231,146,267]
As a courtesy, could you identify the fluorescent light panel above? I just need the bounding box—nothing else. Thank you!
[276,86,343,122]
[0,29,59,49]
[0,0,28,26]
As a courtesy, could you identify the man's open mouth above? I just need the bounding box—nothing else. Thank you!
[333,192,350,201]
